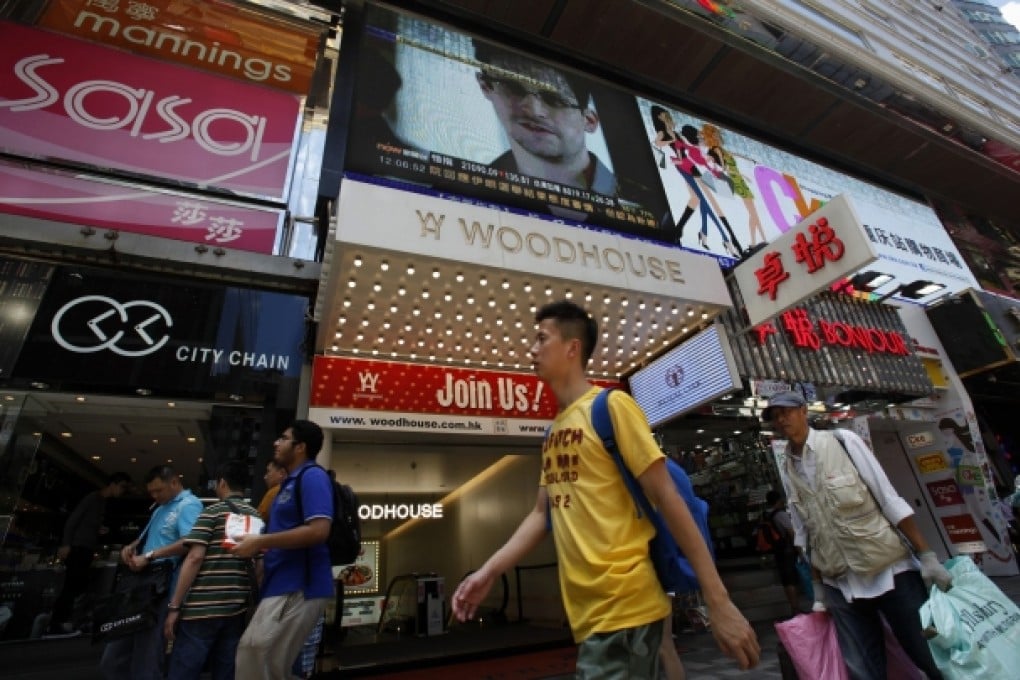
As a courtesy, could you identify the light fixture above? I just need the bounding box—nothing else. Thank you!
[900,281,946,298]
[879,280,947,301]
[851,271,895,292]
[136,388,152,396]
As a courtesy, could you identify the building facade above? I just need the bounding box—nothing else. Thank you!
[949,0,1020,77]
[1,0,1018,667]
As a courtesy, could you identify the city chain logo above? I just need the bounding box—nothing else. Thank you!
[51,295,173,357]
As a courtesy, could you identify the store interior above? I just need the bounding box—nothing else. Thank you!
[0,383,770,636]
[3,377,941,670]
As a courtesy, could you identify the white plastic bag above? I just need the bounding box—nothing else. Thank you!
[222,512,264,549]
[919,555,1020,680]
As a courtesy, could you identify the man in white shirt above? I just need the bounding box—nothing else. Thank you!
[763,390,951,680]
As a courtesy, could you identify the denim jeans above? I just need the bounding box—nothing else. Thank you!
[824,570,943,680]
[99,592,169,680]
[167,614,246,680]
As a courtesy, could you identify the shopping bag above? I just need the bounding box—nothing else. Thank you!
[919,555,1020,680]
[883,618,924,679]
[92,561,173,643]
[774,611,849,680]
[776,611,923,679]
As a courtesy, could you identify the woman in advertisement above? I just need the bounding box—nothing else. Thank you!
[650,106,739,256]
[701,123,765,250]
[678,124,744,255]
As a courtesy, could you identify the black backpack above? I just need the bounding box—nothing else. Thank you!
[294,464,362,566]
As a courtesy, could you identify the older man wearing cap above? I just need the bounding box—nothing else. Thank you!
[763,390,951,680]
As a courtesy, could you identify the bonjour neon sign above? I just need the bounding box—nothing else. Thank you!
[754,309,910,356]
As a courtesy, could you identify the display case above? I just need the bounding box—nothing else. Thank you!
[682,435,781,560]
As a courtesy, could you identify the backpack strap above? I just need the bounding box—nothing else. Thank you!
[830,429,905,545]
[594,389,667,535]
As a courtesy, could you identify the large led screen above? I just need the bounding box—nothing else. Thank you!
[628,324,742,428]
[344,5,979,300]
[346,5,671,239]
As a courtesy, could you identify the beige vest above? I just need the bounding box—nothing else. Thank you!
[784,431,909,578]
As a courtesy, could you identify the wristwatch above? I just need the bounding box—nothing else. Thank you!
[144,550,156,561]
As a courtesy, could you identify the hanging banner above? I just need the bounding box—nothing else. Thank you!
[38,0,321,95]
[309,355,619,437]
[0,159,283,254]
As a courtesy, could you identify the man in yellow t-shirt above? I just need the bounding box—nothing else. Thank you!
[452,300,759,677]
[256,459,287,523]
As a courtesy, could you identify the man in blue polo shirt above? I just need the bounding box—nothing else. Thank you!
[100,465,202,680]
[232,420,334,680]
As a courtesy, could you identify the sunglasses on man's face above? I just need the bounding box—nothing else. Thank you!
[484,76,581,110]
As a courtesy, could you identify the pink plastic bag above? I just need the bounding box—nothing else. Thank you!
[883,620,923,680]
[775,612,849,680]
[775,612,924,680]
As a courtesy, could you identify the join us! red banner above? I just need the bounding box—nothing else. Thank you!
[311,356,618,419]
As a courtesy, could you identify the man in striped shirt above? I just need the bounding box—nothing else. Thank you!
[164,462,261,680]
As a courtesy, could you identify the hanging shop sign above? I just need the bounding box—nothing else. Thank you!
[0,22,302,201]
[720,290,934,396]
[308,355,619,437]
[10,263,306,398]
[335,178,730,306]
[0,159,283,255]
[731,194,877,328]
[752,309,910,356]
[38,0,321,95]
[627,323,742,427]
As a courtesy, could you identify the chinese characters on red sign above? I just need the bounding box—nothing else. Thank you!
[755,217,845,300]
[754,309,910,356]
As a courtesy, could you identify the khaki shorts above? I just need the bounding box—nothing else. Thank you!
[575,618,664,679]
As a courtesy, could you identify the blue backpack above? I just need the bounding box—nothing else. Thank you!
[591,388,713,594]
[546,389,713,594]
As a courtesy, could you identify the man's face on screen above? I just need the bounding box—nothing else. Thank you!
[479,59,596,163]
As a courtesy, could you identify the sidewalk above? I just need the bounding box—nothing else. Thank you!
[3,575,1018,679]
